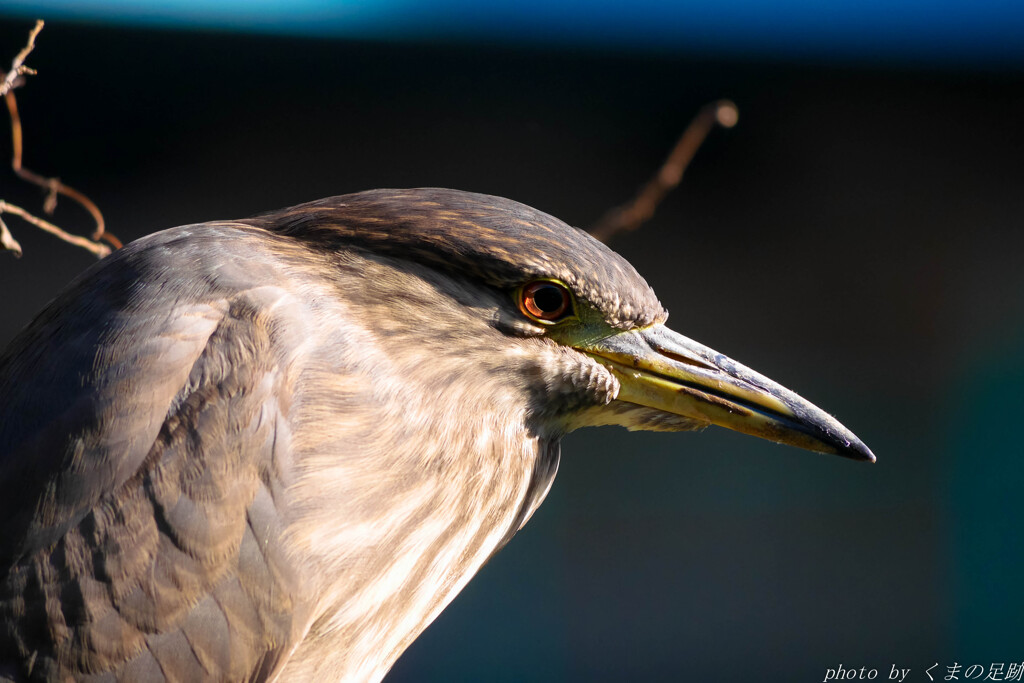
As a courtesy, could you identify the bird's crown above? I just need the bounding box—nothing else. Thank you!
[254,188,667,330]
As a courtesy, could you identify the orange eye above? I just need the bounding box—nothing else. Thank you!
[519,281,573,322]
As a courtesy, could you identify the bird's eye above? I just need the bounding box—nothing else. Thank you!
[519,280,573,323]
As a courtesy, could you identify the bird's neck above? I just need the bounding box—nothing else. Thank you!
[285,408,560,682]
[275,264,564,680]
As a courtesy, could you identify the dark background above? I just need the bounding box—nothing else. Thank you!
[1,17,1022,682]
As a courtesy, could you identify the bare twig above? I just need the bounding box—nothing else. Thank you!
[0,200,111,258]
[0,215,23,257]
[1,20,120,258]
[5,91,118,246]
[589,99,738,243]
[0,19,42,98]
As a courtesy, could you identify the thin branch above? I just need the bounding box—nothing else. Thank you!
[5,91,119,247]
[0,20,120,257]
[0,200,111,258]
[0,215,23,257]
[589,99,738,243]
[0,19,42,98]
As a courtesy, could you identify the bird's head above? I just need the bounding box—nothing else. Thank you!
[258,188,873,462]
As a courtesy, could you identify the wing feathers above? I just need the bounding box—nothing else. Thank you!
[1,240,308,680]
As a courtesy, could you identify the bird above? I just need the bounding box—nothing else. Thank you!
[0,188,873,682]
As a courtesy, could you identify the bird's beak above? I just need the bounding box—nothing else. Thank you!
[578,324,874,461]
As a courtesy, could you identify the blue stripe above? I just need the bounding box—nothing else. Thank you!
[4,0,1024,67]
